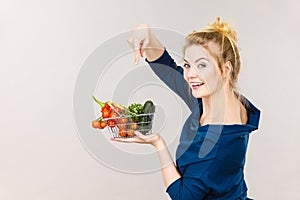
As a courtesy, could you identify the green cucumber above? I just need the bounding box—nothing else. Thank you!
[143,100,155,114]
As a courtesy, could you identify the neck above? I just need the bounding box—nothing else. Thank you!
[200,85,242,125]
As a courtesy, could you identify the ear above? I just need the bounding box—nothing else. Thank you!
[222,61,233,78]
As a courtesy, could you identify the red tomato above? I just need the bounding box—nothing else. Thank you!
[99,120,107,129]
[127,130,135,137]
[117,124,126,131]
[92,120,101,129]
[113,106,121,114]
[119,117,128,124]
[104,103,111,110]
[107,104,120,114]
[109,111,119,118]
[107,120,116,127]
[102,108,111,118]
[118,129,127,137]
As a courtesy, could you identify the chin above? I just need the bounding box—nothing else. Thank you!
[192,91,208,98]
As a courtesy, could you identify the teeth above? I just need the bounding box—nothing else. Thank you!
[191,82,202,86]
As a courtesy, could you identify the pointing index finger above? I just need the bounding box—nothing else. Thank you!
[133,39,142,64]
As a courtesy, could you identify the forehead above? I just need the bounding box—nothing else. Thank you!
[184,45,208,61]
[184,42,221,62]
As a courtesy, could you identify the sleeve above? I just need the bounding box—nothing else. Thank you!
[146,49,198,111]
[166,139,219,200]
[166,177,207,200]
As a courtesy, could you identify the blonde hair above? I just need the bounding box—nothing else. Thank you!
[184,17,248,106]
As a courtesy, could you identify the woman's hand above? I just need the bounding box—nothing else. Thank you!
[127,24,150,64]
[127,24,164,64]
[111,131,165,150]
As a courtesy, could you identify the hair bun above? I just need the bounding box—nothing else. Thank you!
[207,17,238,43]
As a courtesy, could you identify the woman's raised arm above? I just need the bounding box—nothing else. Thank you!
[127,24,198,111]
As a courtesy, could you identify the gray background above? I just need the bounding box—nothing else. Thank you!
[1,0,300,199]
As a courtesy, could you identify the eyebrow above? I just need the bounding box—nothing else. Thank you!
[184,57,209,63]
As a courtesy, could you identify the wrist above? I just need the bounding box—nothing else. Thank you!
[154,135,166,151]
[144,30,164,61]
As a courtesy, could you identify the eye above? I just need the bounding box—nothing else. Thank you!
[197,63,207,68]
[183,63,190,68]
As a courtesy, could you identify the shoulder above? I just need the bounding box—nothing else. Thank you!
[241,95,261,131]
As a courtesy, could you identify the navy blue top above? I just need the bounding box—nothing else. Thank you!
[146,49,261,200]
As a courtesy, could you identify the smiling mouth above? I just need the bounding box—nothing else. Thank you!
[190,82,204,90]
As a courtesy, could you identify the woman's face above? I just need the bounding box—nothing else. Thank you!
[183,44,223,98]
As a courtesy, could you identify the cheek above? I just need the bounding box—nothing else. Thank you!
[203,68,222,92]
[183,75,190,88]
[183,71,187,81]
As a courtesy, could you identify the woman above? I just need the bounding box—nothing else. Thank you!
[112,18,260,199]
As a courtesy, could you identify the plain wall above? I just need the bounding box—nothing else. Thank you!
[1,0,300,199]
